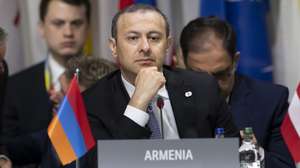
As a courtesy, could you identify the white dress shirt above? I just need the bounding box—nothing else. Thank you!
[121,75,179,139]
[47,54,65,91]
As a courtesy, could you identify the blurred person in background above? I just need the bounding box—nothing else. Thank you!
[181,16,295,168]
[0,0,90,167]
[40,57,116,168]
[51,56,116,105]
[0,26,12,168]
[0,26,8,122]
[63,56,116,92]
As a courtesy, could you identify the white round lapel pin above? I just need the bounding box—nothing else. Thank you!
[185,91,192,97]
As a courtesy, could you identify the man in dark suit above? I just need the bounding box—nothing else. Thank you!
[0,26,8,122]
[82,4,238,167]
[180,16,295,168]
[0,0,90,167]
[0,26,12,168]
[0,26,8,108]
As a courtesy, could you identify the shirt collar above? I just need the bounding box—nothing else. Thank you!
[121,74,169,100]
[47,54,65,84]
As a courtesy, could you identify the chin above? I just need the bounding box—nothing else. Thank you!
[60,50,81,57]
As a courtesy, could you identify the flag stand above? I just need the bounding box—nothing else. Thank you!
[76,68,80,168]
[76,159,80,168]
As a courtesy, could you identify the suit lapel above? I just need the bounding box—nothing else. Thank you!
[21,62,53,132]
[164,69,197,138]
[37,62,54,124]
[113,71,131,116]
[229,75,252,130]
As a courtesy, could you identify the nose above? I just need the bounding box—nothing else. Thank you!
[63,24,74,38]
[140,37,150,53]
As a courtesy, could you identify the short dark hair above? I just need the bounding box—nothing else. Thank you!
[39,0,91,23]
[111,4,170,39]
[0,27,7,44]
[65,57,116,89]
[180,16,237,64]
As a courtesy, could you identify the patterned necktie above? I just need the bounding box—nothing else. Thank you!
[147,104,162,139]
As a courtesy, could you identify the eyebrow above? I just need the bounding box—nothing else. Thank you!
[148,31,162,35]
[50,17,85,22]
[126,31,139,35]
[125,30,163,35]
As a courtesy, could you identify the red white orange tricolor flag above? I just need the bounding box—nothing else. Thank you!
[281,82,300,166]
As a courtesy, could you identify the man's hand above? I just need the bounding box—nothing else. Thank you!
[59,73,70,94]
[49,89,65,107]
[129,67,166,111]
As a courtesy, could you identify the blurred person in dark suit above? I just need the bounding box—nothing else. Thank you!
[63,56,116,92]
[0,26,8,122]
[180,16,295,168]
[40,57,116,168]
[0,26,12,168]
[0,0,90,167]
[50,56,116,105]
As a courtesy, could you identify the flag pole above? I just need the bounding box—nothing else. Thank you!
[75,67,80,168]
[48,66,95,167]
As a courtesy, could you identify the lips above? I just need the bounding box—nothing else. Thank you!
[61,41,76,48]
[135,58,155,66]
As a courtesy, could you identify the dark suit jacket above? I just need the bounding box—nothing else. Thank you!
[0,60,8,117]
[230,74,295,168]
[82,67,239,167]
[0,60,8,121]
[0,62,63,167]
[0,60,8,153]
[0,62,78,168]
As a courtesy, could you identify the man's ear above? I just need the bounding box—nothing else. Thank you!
[233,51,240,68]
[167,36,173,51]
[109,37,117,59]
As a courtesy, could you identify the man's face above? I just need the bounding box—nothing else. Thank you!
[39,1,88,59]
[109,10,171,82]
[187,36,238,97]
